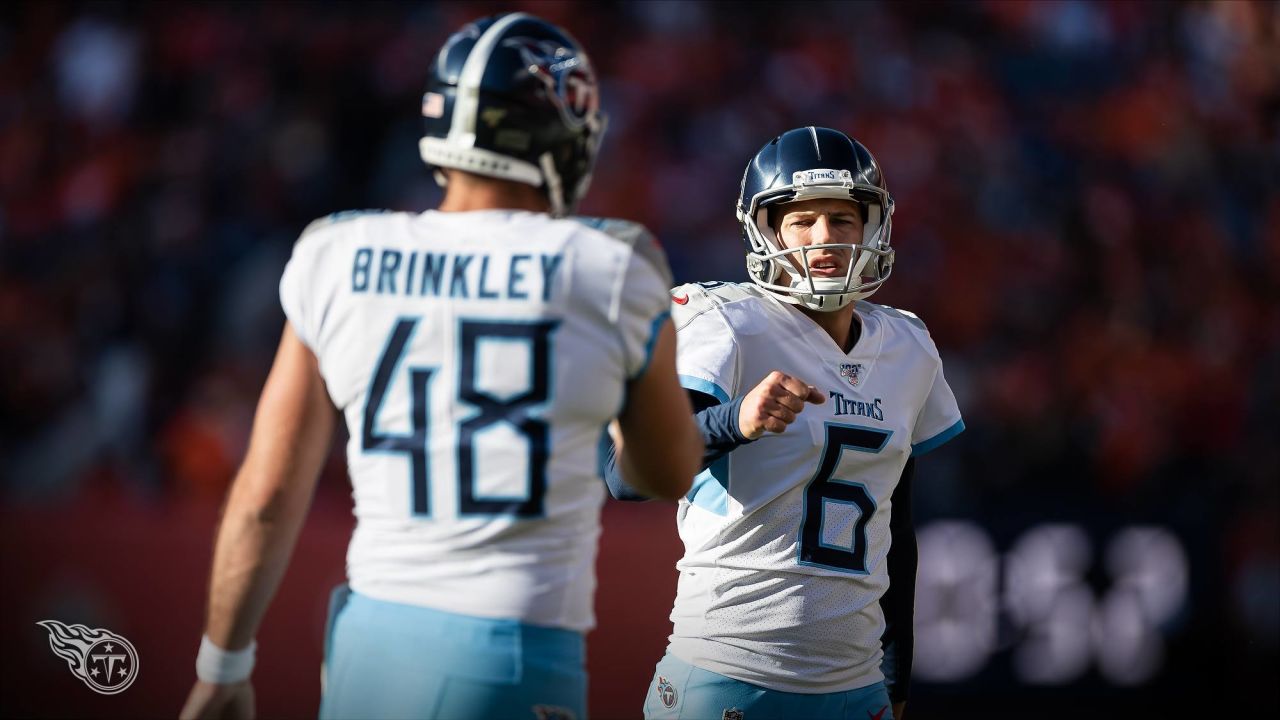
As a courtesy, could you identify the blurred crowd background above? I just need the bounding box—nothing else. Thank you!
[1,1,1276,718]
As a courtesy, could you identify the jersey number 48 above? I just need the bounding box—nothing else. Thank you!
[362,317,557,518]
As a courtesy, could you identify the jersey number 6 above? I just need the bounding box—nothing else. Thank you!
[798,423,892,573]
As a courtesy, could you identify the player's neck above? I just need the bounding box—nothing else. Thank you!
[437,171,551,214]
[795,303,859,353]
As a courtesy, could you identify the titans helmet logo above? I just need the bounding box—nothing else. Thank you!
[37,620,139,695]
[503,37,599,129]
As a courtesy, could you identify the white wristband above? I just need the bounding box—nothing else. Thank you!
[195,635,256,684]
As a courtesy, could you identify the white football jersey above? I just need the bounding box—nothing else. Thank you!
[279,209,673,632]
[666,281,964,693]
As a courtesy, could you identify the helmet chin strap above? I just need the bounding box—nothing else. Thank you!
[538,152,566,217]
[779,267,857,312]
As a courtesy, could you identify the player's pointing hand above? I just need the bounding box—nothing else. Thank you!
[738,371,825,440]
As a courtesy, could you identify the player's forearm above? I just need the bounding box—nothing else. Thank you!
[614,423,701,501]
[603,390,741,501]
[203,463,318,650]
[693,395,753,470]
[600,429,647,501]
[619,447,700,499]
[612,322,701,500]
[200,325,333,651]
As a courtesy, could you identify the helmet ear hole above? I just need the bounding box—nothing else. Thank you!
[754,207,780,249]
[766,205,782,236]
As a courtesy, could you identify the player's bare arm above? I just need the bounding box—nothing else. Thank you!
[737,370,825,439]
[180,323,334,720]
[613,319,701,501]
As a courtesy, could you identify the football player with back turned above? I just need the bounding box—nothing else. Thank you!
[180,12,702,720]
[607,127,964,720]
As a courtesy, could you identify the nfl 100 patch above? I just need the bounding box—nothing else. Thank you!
[839,362,862,387]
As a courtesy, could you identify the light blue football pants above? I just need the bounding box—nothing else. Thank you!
[643,652,894,720]
[319,586,586,720]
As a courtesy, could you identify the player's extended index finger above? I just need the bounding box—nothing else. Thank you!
[776,373,816,401]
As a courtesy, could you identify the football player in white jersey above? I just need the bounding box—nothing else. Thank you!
[606,127,964,720]
[180,13,702,720]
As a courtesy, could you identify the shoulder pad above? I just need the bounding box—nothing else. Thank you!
[571,216,669,284]
[298,209,393,244]
[859,300,929,332]
[571,215,654,246]
[670,281,759,330]
[571,215,644,238]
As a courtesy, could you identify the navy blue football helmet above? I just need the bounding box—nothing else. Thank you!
[419,13,606,216]
[737,127,894,311]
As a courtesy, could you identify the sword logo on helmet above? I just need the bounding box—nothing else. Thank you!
[503,38,599,129]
